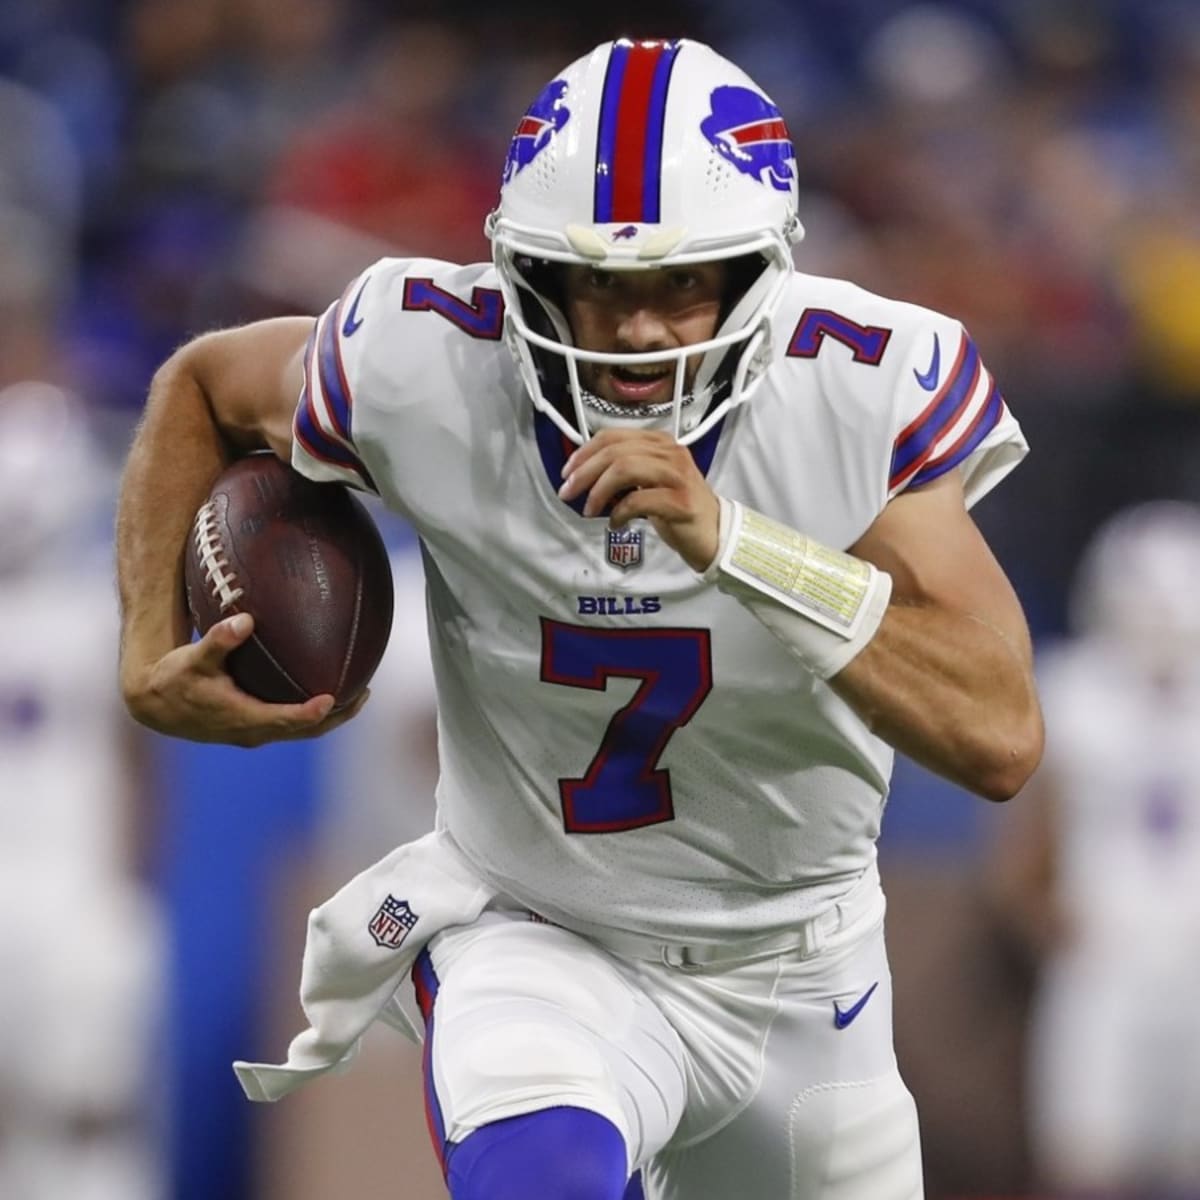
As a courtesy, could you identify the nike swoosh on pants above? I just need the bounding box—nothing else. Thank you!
[832,981,879,1029]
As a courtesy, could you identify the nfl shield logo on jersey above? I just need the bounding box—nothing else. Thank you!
[367,895,419,950]
[606,526,643,570]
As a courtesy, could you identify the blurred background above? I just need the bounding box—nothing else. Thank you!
[4,0,1200,1197]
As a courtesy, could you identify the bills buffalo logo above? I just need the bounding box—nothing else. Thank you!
[612,224,639,240]
[503,79,571,184]
[700,86,795,192]
[368,895,419,950]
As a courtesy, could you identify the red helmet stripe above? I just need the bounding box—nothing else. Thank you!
[611,42,665,222]
[595,40,680,224]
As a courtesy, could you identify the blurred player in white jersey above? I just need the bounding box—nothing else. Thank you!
[990,502,1200,1199]
[115,38,1042,1200]
[0,385,165,1200]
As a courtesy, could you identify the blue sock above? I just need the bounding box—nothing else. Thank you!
[446,1106,631,1200]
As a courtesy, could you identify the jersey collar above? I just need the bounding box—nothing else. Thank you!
[533,410,728,516]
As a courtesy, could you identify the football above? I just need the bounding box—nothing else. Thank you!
[184,453,394,709]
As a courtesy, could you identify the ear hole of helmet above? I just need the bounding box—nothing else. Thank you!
[721,253,769,321]
[509,256,572,407]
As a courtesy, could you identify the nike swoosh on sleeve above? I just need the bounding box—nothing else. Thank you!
[342,277,369,337]
[913,333,940,391]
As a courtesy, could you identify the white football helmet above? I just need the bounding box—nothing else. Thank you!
[486,38,804,445]
[1070,501,1200,668]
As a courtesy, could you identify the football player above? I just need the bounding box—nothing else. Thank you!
[117,38,1043,1200]
[0,384,165,1200]
[989,502,1200,1197]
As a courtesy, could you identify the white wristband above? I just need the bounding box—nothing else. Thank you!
[703,498,892,679]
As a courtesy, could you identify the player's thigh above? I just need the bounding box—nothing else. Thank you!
[645,919,922,1200]
[423,914,688,1168]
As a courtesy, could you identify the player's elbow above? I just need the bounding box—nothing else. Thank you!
[974,707,1044,802]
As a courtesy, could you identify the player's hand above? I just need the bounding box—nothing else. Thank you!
[121,614,369,747]
[559,429,720,573]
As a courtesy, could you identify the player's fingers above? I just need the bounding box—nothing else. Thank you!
[265,689,368,742]
[613,489,720,572]
[214,691,336,747]
[242,691,331,729]
[607,486,678,529]
[309,687,372,736]
[582,457,683,517]
[284,692,338,725]
[229,688,334,733]
[191,612,255,670]
[558,446,618,502]
[563,427,673,475]
[267,686,364,729]
[560,433,678,500]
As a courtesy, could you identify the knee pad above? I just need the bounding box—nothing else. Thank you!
[790,1072,922,1200]
[446,1106,630,1200]
[438,1018,621,1136]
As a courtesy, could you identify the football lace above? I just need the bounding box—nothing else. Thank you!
[193,500,245,612]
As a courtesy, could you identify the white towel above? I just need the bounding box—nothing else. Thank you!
[233,830,494,1102]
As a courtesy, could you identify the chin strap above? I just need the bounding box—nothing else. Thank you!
[703,498,893,679]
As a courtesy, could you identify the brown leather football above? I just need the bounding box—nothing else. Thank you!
[184,453,394,709]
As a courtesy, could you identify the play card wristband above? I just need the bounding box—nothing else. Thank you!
[703,497,893,679]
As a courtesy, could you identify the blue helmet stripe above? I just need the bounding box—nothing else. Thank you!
[641,41,681,222]
[594,41,630,223]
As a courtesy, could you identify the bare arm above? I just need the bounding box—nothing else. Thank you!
[833,471,1044,800]
[117,318,363,744]
[561,430,1043,802]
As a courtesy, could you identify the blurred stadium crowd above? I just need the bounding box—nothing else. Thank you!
[4,1,1200,1198]
[5,0,1200,598]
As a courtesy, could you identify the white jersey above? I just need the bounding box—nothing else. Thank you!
[0,564,133,891]
[1036,641,1200,942]
[1027,640,1200,1190]
[0,561,165,1200]
[291,258,1026,943]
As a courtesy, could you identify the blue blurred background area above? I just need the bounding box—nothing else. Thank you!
[4,1,1200,1197]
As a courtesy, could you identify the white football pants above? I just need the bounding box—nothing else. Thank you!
[421,885,923,1199]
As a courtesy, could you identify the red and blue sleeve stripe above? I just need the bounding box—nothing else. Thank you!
[594,39,682,224]
[907,381,1007,488]
[889,334,980,493]
[292,297,376,492]
[316,289,353,440]
[412,949,449,1176]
